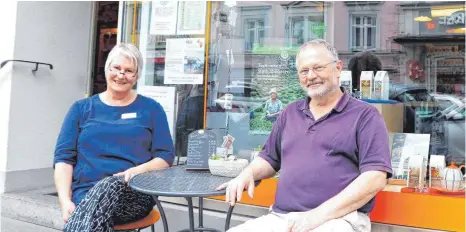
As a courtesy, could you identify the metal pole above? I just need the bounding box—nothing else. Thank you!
[198,197,204,228]
[154,196,169,232]
[186,197,195,232]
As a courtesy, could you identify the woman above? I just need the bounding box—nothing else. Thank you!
[53,43,174,232]
[264,88,283,122]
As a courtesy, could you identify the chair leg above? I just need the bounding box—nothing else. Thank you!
[151,225,155,232]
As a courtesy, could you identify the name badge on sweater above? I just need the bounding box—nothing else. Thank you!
[121,112,137,119]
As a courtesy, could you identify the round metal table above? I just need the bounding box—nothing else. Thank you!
[129,165,239,232]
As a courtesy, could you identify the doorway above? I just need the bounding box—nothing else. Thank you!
[91,1,119,95]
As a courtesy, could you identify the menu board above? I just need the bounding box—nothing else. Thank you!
[186,130,217,170]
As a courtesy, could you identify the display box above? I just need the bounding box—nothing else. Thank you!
[372,103,404,133]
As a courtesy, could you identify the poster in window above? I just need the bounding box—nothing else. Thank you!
[389,133,430,185]
[249,47,306,135]
[176,1,207,35]
[150,1,178,35]
[139,86,176,139]
[164,38,205,85]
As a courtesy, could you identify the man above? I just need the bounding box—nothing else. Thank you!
[217,39,392,232]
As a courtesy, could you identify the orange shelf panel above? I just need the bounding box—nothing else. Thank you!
[209,178,465,231]
[370,191,465,232]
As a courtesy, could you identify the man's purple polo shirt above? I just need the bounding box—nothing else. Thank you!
[258,91,392,214]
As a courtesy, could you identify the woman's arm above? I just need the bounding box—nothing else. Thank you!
[53,101,81,222]
[54,163,74,204]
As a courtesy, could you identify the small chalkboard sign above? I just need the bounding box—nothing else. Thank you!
[186,129,217,170]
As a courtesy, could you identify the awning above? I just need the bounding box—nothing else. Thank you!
[393,35,465,43]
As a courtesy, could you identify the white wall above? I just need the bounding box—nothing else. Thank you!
[3,1,93,186]
[0,1,18,194]
[6,1,94,172]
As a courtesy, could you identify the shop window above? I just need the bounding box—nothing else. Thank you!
[121,0,465,174]
[350,15,377,50]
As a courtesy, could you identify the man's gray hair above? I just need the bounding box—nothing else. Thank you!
[105,43,143,77]
[295,39,339,67]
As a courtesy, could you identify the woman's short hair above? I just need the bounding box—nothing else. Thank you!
[347,51,382,91]
[104,43,143,77]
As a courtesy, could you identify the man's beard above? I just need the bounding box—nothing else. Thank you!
[301,82,337,98]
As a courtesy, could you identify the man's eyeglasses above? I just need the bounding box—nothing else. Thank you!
[109,65,136,78]
[299,61,336,78]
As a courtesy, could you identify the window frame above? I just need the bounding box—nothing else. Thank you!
[284,4,328,47]
[349,12,380,51]
[239,5,271,51]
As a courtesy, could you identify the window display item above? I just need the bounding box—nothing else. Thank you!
[407,155,426,191]
[373,71,389,100]
[224,93,233,110]
[429,155,446,189]
[360,71,374,99]
[221,134,235,156]
[340,71,352,93]
[186,130,217,170]
[440,162,465,193]
[389,133,430,186]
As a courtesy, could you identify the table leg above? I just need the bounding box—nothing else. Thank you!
[225,205,235,231]
[186,197,195,232]
[198,197,204,229]
[154,196,169,232]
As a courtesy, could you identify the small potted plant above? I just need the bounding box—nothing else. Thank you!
[208,154,249,178]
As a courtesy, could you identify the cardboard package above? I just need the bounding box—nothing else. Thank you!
[340,71,352,93]
[360,71,374,99]
[374,71,389,100]
[372,103,404,133]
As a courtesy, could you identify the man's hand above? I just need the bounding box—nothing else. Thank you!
[113,166,144,182]
[216,168,255,206]
[286,210,326,232]
[60,200,76,223]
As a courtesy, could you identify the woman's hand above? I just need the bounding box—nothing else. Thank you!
[60,200,76,223]
[113,166,144,182]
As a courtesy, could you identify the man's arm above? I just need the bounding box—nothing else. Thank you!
[242,156,277,181]
[315,170,387,221]
[218,108,285,204]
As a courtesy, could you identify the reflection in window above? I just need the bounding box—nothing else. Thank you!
[244,19,265,51]
[288,16,325,46]
[351,15,377,50]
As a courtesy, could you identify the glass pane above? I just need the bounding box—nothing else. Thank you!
[367,27,372,47]
[355,27,361,47]
[259,29,265,42]
[121,0,466,186]
[366,17,372,25]
[292,19,304,45]
[248,21,255,29]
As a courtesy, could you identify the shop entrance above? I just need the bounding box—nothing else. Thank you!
[91,1,119,95]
